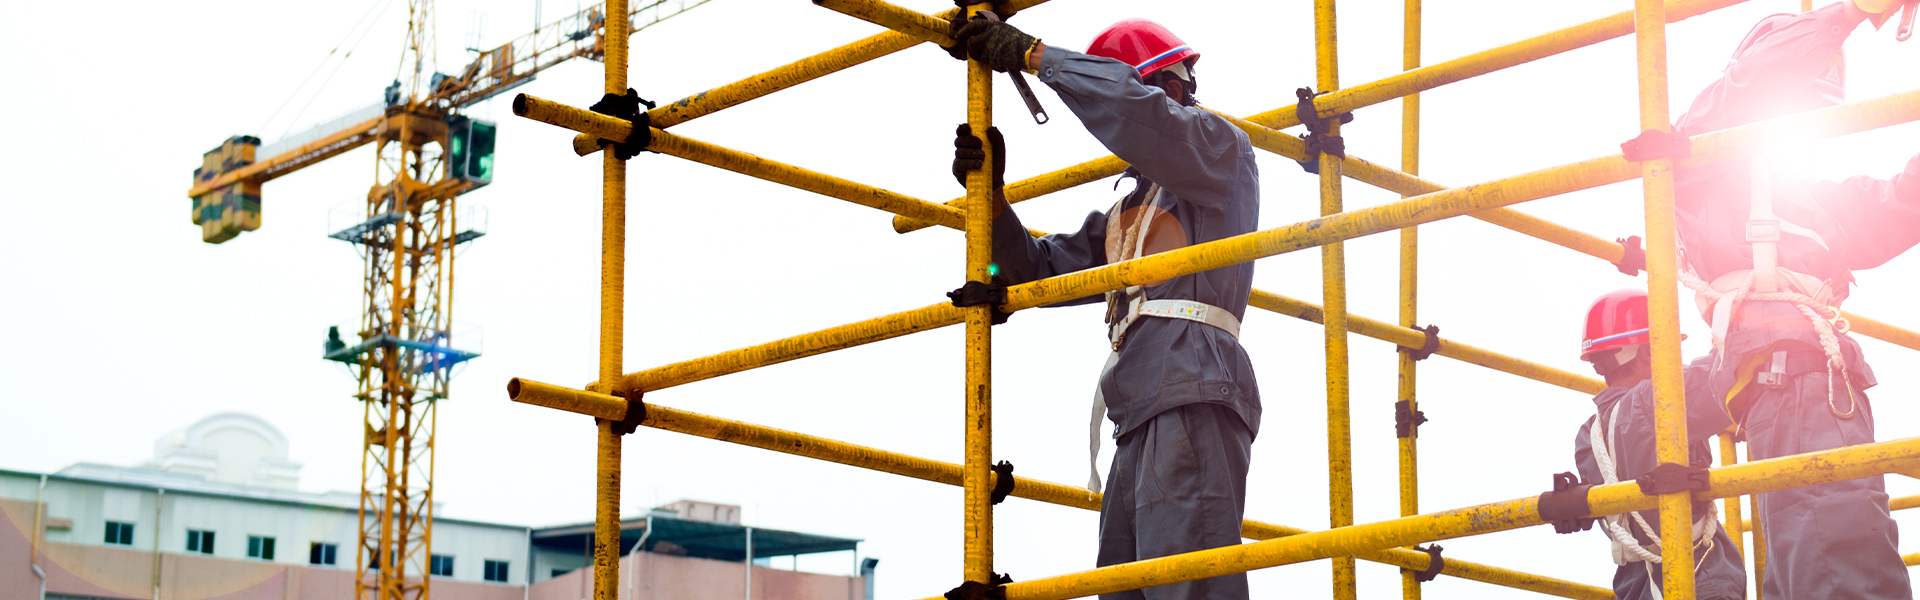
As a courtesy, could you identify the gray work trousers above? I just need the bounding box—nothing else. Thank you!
[1744,368,1911,600]
[1097,403,1253,600]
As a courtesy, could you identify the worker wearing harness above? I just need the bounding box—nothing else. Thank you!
[948,17,1259,600]
[1671,2,1920,598]
[1572,290,1745,600]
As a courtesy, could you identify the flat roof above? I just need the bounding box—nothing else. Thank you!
[532,513,859,561]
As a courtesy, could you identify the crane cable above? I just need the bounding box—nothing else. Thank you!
[269,0,401,140]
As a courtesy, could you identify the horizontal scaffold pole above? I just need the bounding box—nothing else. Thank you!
[518,94,1059,237]
[1212,109,1920,354]
[997,89,1920,312]
[571,0,1052,155]
[505,379,1612,600]
[1249,290,1604,394]
[1248,0,1748,132]
[587,89,1920,395]
[813,0,952,46]
[891,156,1130,234]
[926,435,1920,600]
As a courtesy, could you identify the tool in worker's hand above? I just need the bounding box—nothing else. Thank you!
[975,10,1049,125]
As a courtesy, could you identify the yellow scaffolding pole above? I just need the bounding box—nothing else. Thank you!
[510,88,1920,396]
[593,1,630,599]
[1398,0,1424,597]
[961,5,996,584]
[1630,0,1696,597]
[917,436,1920,600]
[506,379,1615,599]
[570,0,1053,155]
[499,3,1920,596]
[1245,0,1750,132]
[1312,2,1357,596]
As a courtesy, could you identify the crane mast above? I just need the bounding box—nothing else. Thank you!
[181,3,716,600]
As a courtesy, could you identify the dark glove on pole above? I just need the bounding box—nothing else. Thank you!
[952,124,1006,189]
[948,16,1037,73]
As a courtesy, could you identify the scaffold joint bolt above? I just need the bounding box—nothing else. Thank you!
[1620,128,1692,162]
[1395,400,1428,438]
[1615,235,1646,276]
[593,388,648,436]
[948,279,1012,325]
[1537,471,1596,534]
[1403,544,1445,583]
[1637,462,1711,496]
[990,460,1016,505]
[1397,324,1441,361]
[944,573,1013,600]
[589,88,657,160]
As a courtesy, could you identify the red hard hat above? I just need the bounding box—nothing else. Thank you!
[1581,289,1652,361]
[1086,19,1199,78]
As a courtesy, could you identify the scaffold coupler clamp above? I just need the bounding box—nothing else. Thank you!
[1398,324,1441,361]
[1620,128,1691,163]
[1403,544,1445,583]
[949,278,1012,325]
[589,88,657,160]
[1615,235,1646,276]
[1294,86,1354,175]
[1637,462,1710,496]
[990,460,1016,505]
[1395,400,1428,439]
[944,573,1013,600]
[591,386,648,436]
[1538,471,1596,534]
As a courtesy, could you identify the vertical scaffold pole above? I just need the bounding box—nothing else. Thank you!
[961,1,996,586]
[1718,433,1745,562]
[1397,0,1422,598]
[594,1,631,599]
[1314,1,1356,598]
[1631,0,1697,598]
[1748,443,1768,600]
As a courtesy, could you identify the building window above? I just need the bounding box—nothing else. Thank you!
[103,521,134,546]
[482,560,509,583]
[186,530,215,554]
[310,543,338,566]
[430,555,455,577]
[247,536,276,560]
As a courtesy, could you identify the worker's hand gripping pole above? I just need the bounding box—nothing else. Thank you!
[975,10,1048,124]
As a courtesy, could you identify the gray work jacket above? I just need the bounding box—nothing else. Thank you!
[992,47,1261,439]
[1572,357,1744,600]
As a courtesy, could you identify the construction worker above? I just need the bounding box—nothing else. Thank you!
[1572,289,1744,600]
[947,16,1259,600]
[1668,2,1920,598]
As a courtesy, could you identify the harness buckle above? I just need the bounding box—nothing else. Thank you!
[1746,219,1781,243]
[1757,350,1789,388]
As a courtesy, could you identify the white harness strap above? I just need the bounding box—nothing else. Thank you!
[1084,186,1243,494]
[1588,401,1718,599]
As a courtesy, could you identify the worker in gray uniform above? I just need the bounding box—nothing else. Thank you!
[1572,289,1744,600]
[948,16,1259,600]
[1670,2,1920,598]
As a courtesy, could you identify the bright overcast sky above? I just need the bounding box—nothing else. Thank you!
[8,0,1920,598]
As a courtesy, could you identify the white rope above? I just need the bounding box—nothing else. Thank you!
[1678,267,1856,418]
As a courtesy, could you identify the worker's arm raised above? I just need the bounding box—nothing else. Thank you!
[1034,47,1249,211]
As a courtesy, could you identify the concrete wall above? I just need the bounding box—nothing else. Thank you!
[528,552,863,600]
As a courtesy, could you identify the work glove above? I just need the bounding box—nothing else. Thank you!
[952,123,1006,190]
[948,16,1037,74]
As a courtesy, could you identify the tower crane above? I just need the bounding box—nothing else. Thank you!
[181,2,712,599]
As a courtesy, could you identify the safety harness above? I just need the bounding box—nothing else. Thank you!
[1677,154,1856,422]
[1084,182,1243,493]
[1587,401,1718,600]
